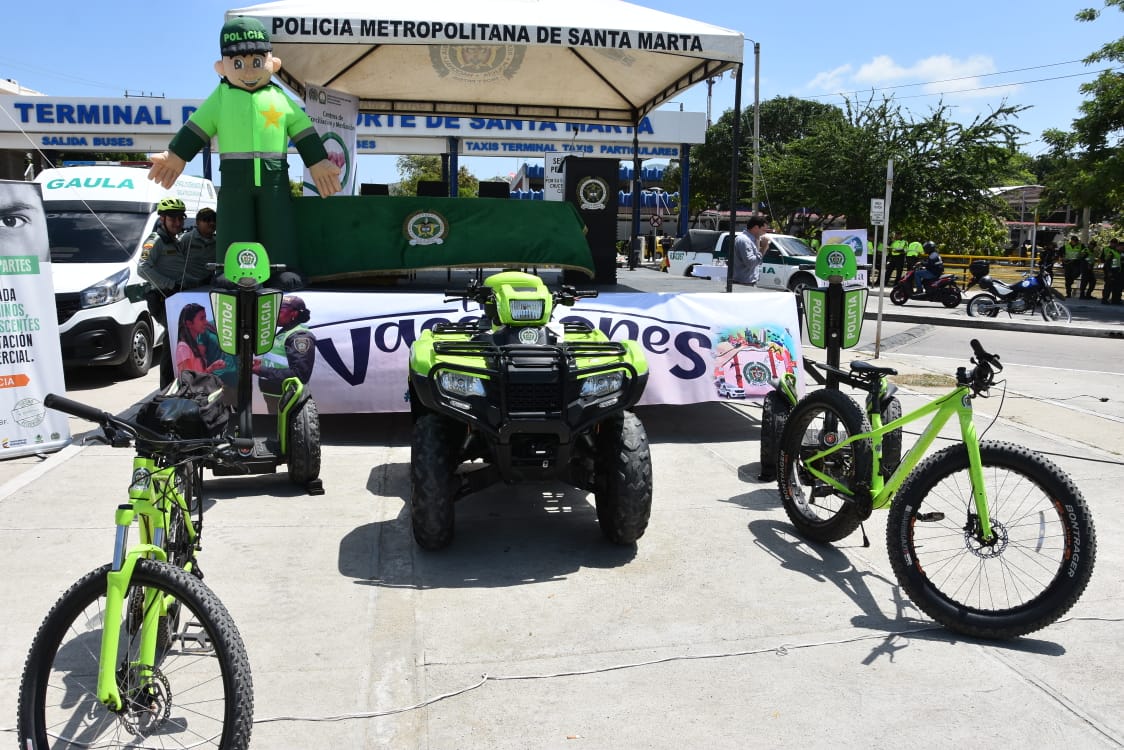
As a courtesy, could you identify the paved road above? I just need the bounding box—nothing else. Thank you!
[2,269,1122,748]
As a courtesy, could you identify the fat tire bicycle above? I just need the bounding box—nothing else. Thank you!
[17,393,254,749]
[775,340,1096,639]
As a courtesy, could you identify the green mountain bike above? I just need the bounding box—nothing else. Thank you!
[17,393,254,749]
[776,339,1096,639]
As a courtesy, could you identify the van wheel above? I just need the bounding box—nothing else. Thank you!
[118,320,153,379]
[788,273,816,296]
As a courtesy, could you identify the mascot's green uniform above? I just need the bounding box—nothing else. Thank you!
[148,16,341,287]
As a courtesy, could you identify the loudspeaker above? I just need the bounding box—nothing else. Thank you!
[417,180,446,197]
[360,183,389,196]
[564,157,620,285]
[478,181,511,199]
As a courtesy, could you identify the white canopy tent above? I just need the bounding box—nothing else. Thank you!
[226,0,746,280]
[226,0,744,125]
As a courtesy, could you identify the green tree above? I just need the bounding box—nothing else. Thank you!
[728,94,1021,251]
[688,97,844,217]
[392,154,479,198]
[1040,1,1124,223]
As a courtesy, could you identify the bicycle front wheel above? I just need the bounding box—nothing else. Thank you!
[887,441,1096,639]
[18,559,253,749]
[777,389,872,543]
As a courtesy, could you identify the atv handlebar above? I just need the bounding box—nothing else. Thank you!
[556,286,598,306]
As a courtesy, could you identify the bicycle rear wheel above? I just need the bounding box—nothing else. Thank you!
[18,559,253,749]
[886,441,1096,639]
[758,390,791,481]
[777,389,872,543]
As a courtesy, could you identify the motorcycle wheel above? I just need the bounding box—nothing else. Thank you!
[941,285,962,308]
[1040,296,1072,324]
[889,286,910,306]
[966,294,1000,318]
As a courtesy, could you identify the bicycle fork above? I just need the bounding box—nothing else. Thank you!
[95,458,173,711]
[97,504,169,710]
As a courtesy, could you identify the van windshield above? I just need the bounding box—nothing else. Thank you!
[45,211,152,264]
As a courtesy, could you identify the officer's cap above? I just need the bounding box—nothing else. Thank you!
[221,16,272,57]
[281,295,307,312]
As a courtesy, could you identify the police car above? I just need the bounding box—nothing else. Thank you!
[716,381,746,399]
[664,229,823,295]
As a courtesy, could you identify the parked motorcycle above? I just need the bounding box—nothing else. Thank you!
[889,264,962,308]
[965,260,1072,323]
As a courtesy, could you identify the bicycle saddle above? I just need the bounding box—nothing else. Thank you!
[850,360,898,377]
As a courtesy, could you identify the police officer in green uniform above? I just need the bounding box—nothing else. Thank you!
[886,232,907,286]
[1103,238,1123,305]
[905,239,924,266]
[1062,235,1086,298]
[253,295,316,413]
[140,197,211,387]
[148,16,341,289]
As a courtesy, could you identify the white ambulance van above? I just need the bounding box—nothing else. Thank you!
[35,166,217,378]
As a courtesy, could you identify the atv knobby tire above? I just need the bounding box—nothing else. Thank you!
[594,411,653,544]
[411,413,461,550]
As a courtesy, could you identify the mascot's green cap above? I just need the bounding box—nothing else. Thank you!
[220,16,272,56]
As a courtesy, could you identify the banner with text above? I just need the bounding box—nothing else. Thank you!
[303,85,359,196]
[0,181,70,460]
[167,290,803,414]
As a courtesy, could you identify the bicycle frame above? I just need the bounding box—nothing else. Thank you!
[800,384,995,542]
[95,456,196,709]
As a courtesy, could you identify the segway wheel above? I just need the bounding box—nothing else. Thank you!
[288,398,322,488]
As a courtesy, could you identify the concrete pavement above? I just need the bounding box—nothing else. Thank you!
[1,269,1121,748]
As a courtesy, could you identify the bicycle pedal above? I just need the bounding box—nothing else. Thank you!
[916,512,945,522]
[175,619,215,653]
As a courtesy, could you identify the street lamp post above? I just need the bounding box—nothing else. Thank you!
[749,40,760,217]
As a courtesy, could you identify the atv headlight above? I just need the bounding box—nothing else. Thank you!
[81,267,130,308]
[509,299,544,321]
[580,371,624,398]
[438,371,486,398]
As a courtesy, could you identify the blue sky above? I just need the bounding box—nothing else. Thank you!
[0,0,1116,185]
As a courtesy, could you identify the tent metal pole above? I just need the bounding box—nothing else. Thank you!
[726,62,744,293]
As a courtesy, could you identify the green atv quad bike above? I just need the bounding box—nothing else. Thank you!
[407,271,653,550]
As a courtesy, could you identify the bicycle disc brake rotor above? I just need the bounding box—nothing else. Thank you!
[964,515,1009,559]
[117,664,172,735]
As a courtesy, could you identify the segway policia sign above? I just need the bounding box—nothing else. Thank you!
[802,243,867,349]
[211,242,283,357]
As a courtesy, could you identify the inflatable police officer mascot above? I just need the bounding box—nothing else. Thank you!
[148,16,341,289]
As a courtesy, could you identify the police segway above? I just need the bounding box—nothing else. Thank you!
[209,242,323,494]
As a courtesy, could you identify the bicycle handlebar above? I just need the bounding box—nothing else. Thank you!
[45,393,254,454]
[960,339,1003,394]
